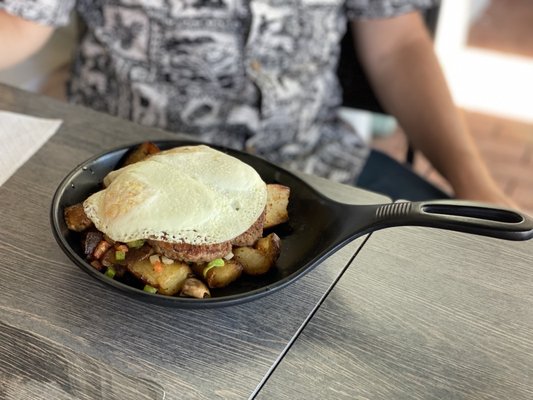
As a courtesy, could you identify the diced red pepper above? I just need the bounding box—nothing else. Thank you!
[93,240,112,259]
[153,260,163,273]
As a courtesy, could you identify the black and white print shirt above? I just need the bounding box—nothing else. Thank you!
[1,0,437,183]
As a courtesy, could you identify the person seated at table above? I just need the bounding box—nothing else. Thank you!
[0,0,516,207]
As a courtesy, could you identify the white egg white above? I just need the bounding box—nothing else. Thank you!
[83,145,267,244]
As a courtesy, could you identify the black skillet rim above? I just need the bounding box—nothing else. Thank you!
[50,139,340,308]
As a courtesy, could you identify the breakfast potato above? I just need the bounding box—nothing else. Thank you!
[255,232,282,257]
[192,259,243,288]
[233,233,281,276]
[127,259,191,295]
[264,184,290,229]
[121,141,161,167]
[64,203,93,232]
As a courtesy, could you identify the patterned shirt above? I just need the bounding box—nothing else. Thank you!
[1,0,437,183]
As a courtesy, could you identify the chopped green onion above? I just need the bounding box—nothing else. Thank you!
[203,258,225,278]
[127,239,145,249]
[115,250,126,261]
[143,284,158,294]
[207,258,225,268]
[104,267,116,279]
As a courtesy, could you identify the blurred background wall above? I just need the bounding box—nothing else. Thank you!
[436,0,533,123]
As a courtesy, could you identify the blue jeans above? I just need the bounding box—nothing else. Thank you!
[355,149,451,201]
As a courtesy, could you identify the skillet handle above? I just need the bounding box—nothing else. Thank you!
[369,200,533,241]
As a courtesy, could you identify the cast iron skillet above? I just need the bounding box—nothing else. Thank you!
[51,140,533,308]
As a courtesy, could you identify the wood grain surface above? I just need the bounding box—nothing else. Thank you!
[0,84,388,399]
[257,226,533,399]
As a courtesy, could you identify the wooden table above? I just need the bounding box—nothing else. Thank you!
[258,227,533,399]
[1,84,532,399]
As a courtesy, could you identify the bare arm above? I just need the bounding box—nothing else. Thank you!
[0,10,55,70]
[352,12,514,207]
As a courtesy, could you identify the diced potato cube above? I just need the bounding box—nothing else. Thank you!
[192,259,243,288]
[128,259,191,295]
[64,203,93,232]
[264,184,290,229]
[233,233,281,276]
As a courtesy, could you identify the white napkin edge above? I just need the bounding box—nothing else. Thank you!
[0,110,63,187]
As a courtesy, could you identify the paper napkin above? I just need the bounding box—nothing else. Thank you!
[0,110,62,186]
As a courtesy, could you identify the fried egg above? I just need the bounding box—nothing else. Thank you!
[83,145,267,245]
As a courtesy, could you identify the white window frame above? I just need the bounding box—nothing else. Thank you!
[435,0,533,123]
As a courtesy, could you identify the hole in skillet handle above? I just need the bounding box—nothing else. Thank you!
[411,200,533,241]
[369,200,533,241]
[422,204,524,224]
